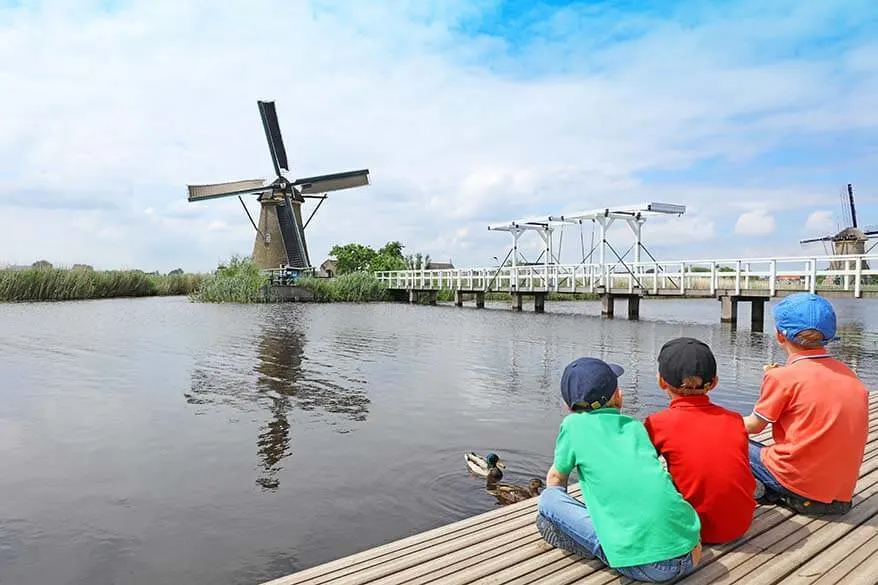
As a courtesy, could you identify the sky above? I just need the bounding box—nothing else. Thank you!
[1,0,877,272]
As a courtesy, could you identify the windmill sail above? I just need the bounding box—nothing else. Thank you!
[276,197,309,268]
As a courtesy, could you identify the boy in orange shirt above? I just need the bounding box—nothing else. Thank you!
[743,293,869,515]
[644,338,755,544]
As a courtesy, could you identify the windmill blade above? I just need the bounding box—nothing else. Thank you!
[292,169,370,195]
[800,235,834,244]
[257,100,289,176]
[187,179,267,202]
[847,183,859,228]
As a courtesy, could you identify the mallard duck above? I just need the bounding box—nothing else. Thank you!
[464,452,506,478]
[486,468,544,505]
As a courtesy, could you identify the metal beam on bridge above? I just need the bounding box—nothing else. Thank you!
[487,202,686,285]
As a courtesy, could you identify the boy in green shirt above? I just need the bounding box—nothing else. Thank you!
[536,357,703,582]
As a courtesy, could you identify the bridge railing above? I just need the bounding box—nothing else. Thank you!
[374,254,878,297]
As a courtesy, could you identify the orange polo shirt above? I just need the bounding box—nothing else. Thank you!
[753,349,869,503]
[645,395,756,544]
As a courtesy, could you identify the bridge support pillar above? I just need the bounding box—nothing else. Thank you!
[720,295,738,323]
[751,298,765,332]
[408,289,418,304]
[454,290,464,307]
[627,295,641,320]
[601,294,615,317]
[475,292,485,309]
[511,293,523,312]
[534,292,546,313]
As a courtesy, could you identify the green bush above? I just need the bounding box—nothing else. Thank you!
[189,256,269,303]
[297,271,389,302]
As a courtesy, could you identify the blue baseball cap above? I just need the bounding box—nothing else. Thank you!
[772,293,836,344]
[561,357,624,411]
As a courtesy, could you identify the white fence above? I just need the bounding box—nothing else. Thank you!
[374,254,878,298]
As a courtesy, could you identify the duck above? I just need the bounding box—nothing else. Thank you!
[464,452,506,479]
[485,468,545,505]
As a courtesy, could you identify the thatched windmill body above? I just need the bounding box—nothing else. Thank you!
[187,101,370,272]
[800,184,878,270]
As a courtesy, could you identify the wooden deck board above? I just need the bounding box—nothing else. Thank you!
[263,393,877,585]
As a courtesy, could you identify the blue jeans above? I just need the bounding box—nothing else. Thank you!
[748,440,800,501]
[536,487,698,583]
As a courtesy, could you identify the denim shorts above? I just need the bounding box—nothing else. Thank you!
[536,486,698,583]
[749,440,852,515]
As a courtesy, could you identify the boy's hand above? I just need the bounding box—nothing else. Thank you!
[763,362,780,372]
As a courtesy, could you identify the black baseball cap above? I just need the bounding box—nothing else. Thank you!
[561,357,625,411]
[657,337,717,388]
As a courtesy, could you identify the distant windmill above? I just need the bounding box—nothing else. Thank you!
[186,100,370,271]
[800,184,878,270]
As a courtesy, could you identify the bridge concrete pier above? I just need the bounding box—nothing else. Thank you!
[454,290,487,309]
[600,293,641,320]
[511,292,547,313]
[720,295,767,331]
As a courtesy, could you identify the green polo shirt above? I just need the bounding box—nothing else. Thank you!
[554,407,701,567]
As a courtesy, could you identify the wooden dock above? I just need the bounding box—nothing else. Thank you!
[263,393,878,585]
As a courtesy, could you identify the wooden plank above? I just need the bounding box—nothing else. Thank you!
[776,529,878,585]
[676,470,878,585]
[705,491,878,585]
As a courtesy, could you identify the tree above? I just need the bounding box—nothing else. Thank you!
[405,252,431,270]
[329,243,377,274]
[373,240,406,272]
[329,241,410,273]
[169,268,184,275]
[31,260,53,269]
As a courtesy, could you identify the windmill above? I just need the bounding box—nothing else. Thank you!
[187,100,370,273]
[800,184,878,271]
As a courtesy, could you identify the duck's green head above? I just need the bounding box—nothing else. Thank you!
[486,453,507,469]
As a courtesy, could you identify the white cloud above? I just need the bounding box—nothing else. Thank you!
[0,1,875,271]
[735,210,776,236]
[805,210,836,234]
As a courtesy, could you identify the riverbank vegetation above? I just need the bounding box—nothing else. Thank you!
[297,272,389,302]
[0,262,204,302]
[188,256,269,303]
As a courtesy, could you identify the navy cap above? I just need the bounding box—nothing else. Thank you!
[561,357,624,411]
[772,293,836,344]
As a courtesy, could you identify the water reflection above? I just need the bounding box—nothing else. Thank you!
[185,308,371,490]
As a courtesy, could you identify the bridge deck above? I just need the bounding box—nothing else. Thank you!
[263,393,877,585]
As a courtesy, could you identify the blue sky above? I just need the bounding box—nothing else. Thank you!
[0,0,876,271]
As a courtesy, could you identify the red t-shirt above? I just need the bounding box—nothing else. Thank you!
[644,395,756,544]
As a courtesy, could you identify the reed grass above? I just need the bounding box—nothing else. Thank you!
[0,266,205,302]
[297,272,389,302]
[189,256,269,303]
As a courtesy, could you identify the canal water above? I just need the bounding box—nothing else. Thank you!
[0,296,875,585]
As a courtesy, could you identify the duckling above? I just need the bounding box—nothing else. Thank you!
[464,452,506,479]
[485,468,545,505]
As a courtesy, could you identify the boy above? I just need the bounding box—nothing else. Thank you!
[742,293,869,515]
[536,357,703,583]
[644,337,755,544]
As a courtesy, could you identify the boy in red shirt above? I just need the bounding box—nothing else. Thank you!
[644,337,755,544]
